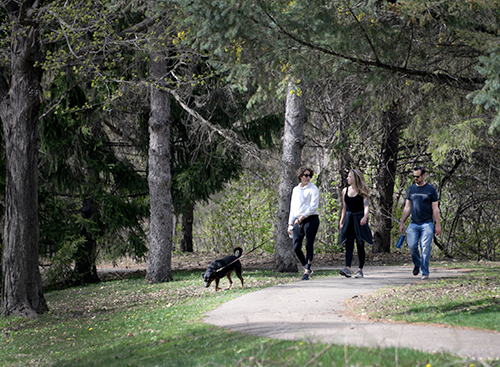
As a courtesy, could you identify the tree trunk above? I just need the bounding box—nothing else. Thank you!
[335,100,354,244]
[274,81,306,272]
[74,196,100,284]
[372,103,402,253]
[0,19,48,317]
[180,202,194,252]
[146,54,173,283]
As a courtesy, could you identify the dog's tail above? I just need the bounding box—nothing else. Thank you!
[233,246,243,258]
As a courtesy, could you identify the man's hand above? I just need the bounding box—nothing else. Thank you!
[435,223,441,236]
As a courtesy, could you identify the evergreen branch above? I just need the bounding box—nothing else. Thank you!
[347,7,380,64]
[260,9,484,91]
[403,25,414,69]
[39,74,87,120]
[169,89,261,160]
[117,12,166,38]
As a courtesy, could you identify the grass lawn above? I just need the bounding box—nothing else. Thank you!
[348,261,500,332]
[1,264,499,367]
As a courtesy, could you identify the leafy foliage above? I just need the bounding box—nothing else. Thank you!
[472,50,500,131]
[194,169,279,253]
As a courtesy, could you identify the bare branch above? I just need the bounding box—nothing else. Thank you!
[169,89,261,160]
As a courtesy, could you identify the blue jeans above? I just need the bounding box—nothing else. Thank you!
[407,222,434,276]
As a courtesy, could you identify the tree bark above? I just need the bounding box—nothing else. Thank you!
[274,80,306,272]
[180,202,194,252]
[0,16,48,317]
[74,196,100,284]
[336,100,354,242]
[146,54,173,283]
[372,103,402,253]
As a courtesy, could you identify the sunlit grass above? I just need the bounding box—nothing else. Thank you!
[350,261,500,331]
[0,267,497,366]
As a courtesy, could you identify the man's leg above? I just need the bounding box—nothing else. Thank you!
[420,222,434,276]
[406,223,422,269]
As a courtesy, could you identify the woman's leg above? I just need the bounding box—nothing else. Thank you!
[345,222,355,268]
[356,240,366,269]
[303,216,320,272]
[293,224,306,267]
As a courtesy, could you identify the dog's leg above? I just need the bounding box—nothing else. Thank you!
[236,270,244,288]
[215,278,221,292]
[226,271,234,290]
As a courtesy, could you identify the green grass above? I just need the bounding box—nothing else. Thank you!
[0,267,497,366]
[350,261,500,331]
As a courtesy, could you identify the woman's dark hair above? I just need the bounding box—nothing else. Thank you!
[296,166,314,181]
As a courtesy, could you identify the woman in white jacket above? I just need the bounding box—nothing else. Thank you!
[287,166,320,280]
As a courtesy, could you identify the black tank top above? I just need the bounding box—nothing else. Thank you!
[345,188,364,213]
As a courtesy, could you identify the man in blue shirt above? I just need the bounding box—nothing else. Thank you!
[399,167,441,279]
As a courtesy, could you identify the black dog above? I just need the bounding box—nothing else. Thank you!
[202,247,244,291]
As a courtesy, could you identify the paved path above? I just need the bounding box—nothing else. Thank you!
[204,266,500,360]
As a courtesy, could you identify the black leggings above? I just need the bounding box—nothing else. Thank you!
[345,221,365,269]
[293,215,320,269]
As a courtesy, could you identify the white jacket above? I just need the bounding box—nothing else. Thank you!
[288,182,319,224]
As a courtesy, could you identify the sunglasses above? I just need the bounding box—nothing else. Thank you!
[303,174,312,178]
[413,175,421,178]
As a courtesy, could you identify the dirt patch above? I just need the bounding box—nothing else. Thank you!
[97,251,411,281]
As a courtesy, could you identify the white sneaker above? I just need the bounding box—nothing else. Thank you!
[421,274,429,280]
[354,270,364,278]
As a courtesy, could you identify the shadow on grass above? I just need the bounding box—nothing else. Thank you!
[47,319,475,367]
[397,297,500,331]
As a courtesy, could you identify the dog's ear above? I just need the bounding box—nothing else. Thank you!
[201,272,205,277]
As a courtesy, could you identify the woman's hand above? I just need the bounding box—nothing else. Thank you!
[360,216,368,226]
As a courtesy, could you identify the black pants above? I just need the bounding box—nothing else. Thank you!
[293,215,320,269]
[345,220,365,269]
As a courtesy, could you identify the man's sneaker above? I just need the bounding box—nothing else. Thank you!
[354,270,364,278]
[339,267,352,277]
[421,274,429,280]
[413,266,420,276]
[301,272,310,281]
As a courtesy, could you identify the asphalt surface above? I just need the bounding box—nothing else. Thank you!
[204,266,500,361]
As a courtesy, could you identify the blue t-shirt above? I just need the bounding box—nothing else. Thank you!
[406,183,439,225]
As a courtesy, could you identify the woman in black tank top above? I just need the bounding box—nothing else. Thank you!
[344,190,364,213]
[339,169,373,278]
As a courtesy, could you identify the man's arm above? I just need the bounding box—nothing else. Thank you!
[432,201,441,235]
[399,199,412,233]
